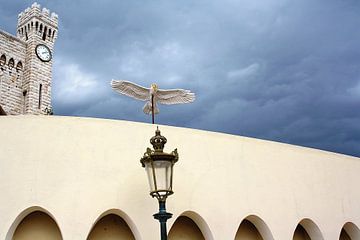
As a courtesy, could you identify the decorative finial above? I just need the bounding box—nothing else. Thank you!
[150,127,167,152]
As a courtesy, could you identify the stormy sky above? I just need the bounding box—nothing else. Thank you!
[1,0,360,157]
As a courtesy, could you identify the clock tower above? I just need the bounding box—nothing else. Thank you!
[17,3,58,114]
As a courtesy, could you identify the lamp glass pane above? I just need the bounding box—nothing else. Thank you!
[144,162,155,192]
[153,160,172,195]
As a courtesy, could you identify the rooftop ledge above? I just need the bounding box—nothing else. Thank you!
[0,115,358,160]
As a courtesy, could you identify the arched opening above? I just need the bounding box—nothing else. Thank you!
[340,222,360,240]
[168,216,205,240]
[235,215,274,240]
[0,105,6,115]
[0,54,6,66]
[292,219,323,240]
[52,30,56,40]
[8,58,14,70]
[12,211,62,240]
[235,220,262,240]
[16,61,23,72]
[87,214,136,240]
[35,22,38,32]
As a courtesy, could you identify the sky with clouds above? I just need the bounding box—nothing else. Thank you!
[1,0,360,157]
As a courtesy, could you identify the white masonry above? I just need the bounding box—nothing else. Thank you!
[0,2,58,115]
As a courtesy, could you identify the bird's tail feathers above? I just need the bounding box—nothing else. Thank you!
[143,101,159,115]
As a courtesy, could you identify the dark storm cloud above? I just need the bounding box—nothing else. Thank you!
[1,0,360,156]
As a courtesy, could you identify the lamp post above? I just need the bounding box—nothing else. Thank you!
[140,127,178,240]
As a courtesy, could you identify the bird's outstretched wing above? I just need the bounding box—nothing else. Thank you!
[111,80,149,101]
[157,88,195,105]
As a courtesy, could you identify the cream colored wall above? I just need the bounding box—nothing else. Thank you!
[0,116,359,240]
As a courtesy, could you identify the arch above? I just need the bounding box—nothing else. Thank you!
[8,58,14,69]
[168,216,205,240]
[0,105,6,115]
[35,21,38,32]
[39,24,43,33]
[6,206,63,240]
[339,222,360,240]
[292,218,324,240]
[52,30,56,40]
[0,54,6,66]
[87,209,140,240]
[170,211,214,240]
[16,61,23,72]
[235,215,274,240]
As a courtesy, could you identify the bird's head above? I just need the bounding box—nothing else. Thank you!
[150,83,158,93]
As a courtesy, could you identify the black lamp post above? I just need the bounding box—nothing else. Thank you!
[140,127,178,240]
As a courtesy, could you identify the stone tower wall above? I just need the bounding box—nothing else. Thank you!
[17,2,58,115]
[0,30,26,115]
[0,2,57,115]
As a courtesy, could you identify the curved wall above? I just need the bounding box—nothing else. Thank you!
[0,116,359,240]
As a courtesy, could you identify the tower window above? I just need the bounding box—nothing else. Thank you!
[38,84,42,109]
[0,55,6,66]
[16,62,23,72]
[8,58,14,70]
[43,26,47,40]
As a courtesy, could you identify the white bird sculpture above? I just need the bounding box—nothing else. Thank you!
[111,80,195,124]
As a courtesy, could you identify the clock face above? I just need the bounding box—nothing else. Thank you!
[35,44,52,62]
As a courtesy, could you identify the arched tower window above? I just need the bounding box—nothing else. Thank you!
[43,26,47,40]
[16,62,23,72]
[8,58,14,70]
[35,22,38,32]
[39,24,43,33]
[0,54,6,66]
[52,30,56,40]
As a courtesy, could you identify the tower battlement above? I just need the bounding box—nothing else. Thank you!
[16,2,58,42]
[17,3,58,28]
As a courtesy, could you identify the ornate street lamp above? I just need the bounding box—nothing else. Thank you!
[140,127,178,240]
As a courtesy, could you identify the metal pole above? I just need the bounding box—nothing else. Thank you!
[151,94,155,124]
[153,200,172,240]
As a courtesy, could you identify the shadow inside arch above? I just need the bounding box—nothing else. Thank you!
[235,214,274,240]
[293,218,324,240]
[5,206,63,240]
[340,222,360,240]
[170,210,214,240]
[87,208,141,240]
